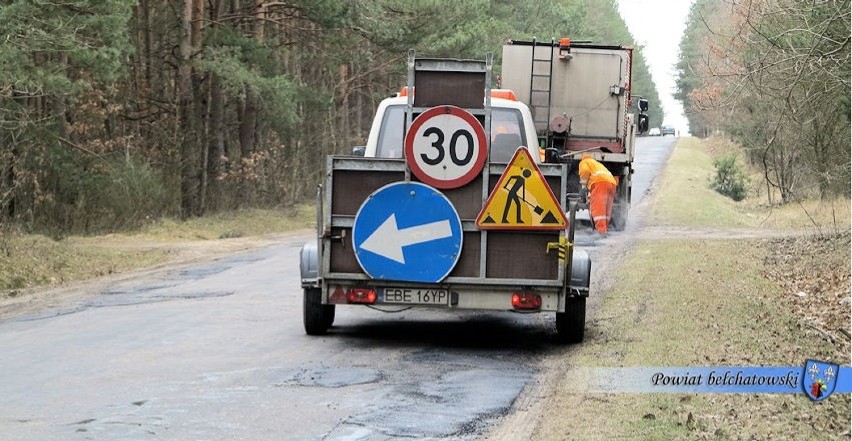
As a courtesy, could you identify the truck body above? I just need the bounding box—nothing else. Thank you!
[300,53,592,342]
[501,39,640,230]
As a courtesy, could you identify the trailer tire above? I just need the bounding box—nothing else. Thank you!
[555,296,586,343]
[304,288,334,335]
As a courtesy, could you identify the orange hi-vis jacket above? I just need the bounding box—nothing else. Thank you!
[578,155,617,189]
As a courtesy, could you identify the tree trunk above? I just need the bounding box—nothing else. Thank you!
[178,0,204,217]
[0,133,15,222]
[206,74,225,210]
[204,0,226,212]
[238,90,258,206]
[141,0,153,86]
[237,0,265,206]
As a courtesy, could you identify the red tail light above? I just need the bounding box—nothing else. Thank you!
[511,292,542,310]
[347,288,377,304]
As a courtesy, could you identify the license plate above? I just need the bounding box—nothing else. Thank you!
[383,288,449,305]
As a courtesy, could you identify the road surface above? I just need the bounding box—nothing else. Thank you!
[0,136,676,440]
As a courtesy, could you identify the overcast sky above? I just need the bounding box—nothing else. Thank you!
[618,0,695,134]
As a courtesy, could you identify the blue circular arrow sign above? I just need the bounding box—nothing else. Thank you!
[352,182,463,283]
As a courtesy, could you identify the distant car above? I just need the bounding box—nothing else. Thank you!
[648,127,661,136]
[661,125,676,136]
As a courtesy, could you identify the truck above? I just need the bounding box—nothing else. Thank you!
[501,38,648,230]
[300,49,601,343]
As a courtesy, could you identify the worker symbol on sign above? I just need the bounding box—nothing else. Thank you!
[502,169,532,223]
[476,147,567,230]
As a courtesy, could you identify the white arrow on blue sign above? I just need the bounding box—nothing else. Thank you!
[352,182,463,283]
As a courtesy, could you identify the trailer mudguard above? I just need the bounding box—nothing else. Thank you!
[570,248,591,294]
[299,241,319,288]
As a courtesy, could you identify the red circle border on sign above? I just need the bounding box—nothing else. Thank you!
[403,105,488,189]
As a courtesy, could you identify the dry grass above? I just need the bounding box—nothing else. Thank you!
[760,233,851,361]
[0,234,170,291]
[0,205,315,291]
[134,205,315,241]
[533,136,851,440]
[536,238,850,440]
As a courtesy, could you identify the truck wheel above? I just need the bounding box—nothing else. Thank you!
[555,296,586,343]
[610,201,628,231]
[304,288,334,335]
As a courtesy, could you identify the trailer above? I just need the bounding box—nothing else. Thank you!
[300,52,592,342]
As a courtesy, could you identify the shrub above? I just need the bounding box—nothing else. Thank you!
[31,148,170,234]
[711,155,748,201]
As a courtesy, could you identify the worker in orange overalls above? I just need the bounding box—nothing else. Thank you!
[578,153,617,236]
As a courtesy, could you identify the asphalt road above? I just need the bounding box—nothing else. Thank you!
[0,136,676,441]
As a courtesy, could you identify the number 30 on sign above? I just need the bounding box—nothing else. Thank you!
[404,105,487,189]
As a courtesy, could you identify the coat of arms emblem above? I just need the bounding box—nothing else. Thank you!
[803,359,839,401]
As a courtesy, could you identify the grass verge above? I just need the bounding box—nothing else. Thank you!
[536,237,849,440]
[135,205,315,241]
[0,205,315,291]
[647,136,850,232]
[0,235,170,291]
[533,137,850,440]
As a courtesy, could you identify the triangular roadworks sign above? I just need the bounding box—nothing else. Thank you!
[476,147,567,230]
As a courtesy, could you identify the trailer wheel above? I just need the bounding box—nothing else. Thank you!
[555,296,586,343]
[304,288,335,335]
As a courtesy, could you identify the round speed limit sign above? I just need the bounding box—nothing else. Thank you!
[404,105,487,189]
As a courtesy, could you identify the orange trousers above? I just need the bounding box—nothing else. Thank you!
[589,181,617,234]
